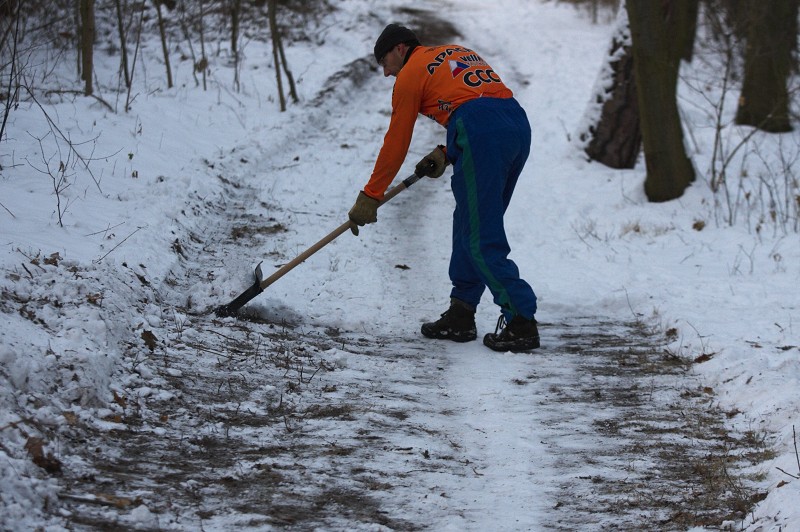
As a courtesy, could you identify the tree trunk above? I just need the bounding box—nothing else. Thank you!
[199,0,207,91]
[230,0,241,92]
[268,0,286,111]
[153,0,173,89]
[735,0,798,133]
[0,2,21,144]
[74,0,80,77]
[276,21,298,104]
[115,0,131,88]
[125,1,146,112]
[79,0,94,96]
[682,0,699,60]
[626,0,696,202]
[581,3,641,169]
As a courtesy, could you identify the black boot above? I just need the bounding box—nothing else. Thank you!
[483,315,540,352]
[421,299,477,343]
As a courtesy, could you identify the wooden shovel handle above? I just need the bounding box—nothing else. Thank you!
[258,173,422,290]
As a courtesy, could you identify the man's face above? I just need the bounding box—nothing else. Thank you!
[379,44,404,77]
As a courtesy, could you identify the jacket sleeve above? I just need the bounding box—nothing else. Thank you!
[363,74,422,200]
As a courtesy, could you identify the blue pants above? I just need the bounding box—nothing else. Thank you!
[445,97,537,320]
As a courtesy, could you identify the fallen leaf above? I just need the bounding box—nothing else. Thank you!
[95,492,140,509]
[141,330,157,352]
[44,252,61,266]
[25,436,63,474]
[112,390,127,409]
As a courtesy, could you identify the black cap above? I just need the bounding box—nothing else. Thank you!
[374,24,419,63]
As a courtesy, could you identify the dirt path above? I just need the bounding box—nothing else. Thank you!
[50,6,768,528]
[56,290,767,530]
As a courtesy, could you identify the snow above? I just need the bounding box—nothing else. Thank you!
[1,0,799,530]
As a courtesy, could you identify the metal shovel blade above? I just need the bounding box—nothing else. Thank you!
[212,172,424,318]
[213,262,264,317]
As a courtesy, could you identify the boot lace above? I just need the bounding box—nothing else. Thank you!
[493,315,507,335]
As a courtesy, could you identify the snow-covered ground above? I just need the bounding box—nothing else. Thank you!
[1,0,798,529]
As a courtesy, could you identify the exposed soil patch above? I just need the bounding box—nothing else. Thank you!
[52,312,769,530]
[230,222,288,240]
[537,318,770,529]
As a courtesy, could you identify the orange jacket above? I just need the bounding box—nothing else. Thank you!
[364,45,513,200]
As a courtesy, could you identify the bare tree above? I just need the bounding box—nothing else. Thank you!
[230,0,241,91]
[268,0,297,110]
[153,0,173,88]
[74,0,80,77]
[626,0,697,202]
[125,0,146,111]
[276,18,298,104]
[268,0,285,111]
[177,0,200,87]
[79,0,94,95]
[735,0,798,132]
[0,0,21,144]
[170,0,209,90]
[115,0,131,88]
[198,0,207,90]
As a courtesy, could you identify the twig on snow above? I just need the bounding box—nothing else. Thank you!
[22,85,104,193]
[92,225,144,264]
[0,201,15,218]
[43,89,114,113]
[776,425,800,479]
[795,425,800,476]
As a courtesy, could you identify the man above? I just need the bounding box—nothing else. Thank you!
[348,24,539,352]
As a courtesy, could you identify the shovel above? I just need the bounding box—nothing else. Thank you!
[214,172,424,317]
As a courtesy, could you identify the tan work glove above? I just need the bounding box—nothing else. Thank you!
[348,191,380,236]
[415,145,448,178]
